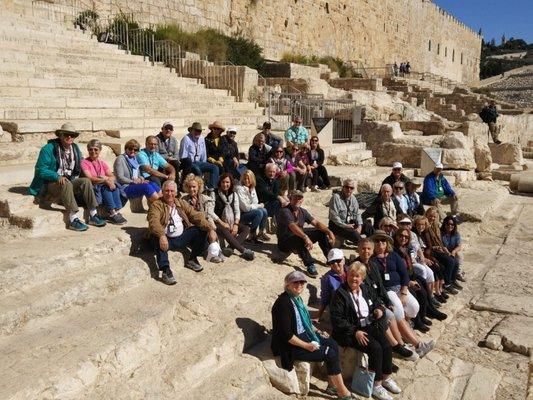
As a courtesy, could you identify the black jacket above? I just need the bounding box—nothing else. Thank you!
[271,292,299,371]
[330,282,384,348]
[256,176,280,203]
[205,133,224,161]
[355,257,392,309]
[307,148,325,166]
[221,135,239,161]
[248,144,270,175]
[382,173,410,187]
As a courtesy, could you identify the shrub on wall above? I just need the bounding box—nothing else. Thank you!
[281,53,359,78]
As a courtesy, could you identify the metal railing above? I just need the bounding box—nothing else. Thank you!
[266,93,357,142]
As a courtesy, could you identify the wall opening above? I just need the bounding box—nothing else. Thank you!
[461,52,464,65]
[452,49,455,62]
[437,43,440,55]
[428,40,432,51]
[445,47,447,57]
[325,3,329,13]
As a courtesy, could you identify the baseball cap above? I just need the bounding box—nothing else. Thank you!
[227,125,238,133]
[327,248,344,264]
[435,162,444,169]
[392,162,403,169]
[284,271,308,285]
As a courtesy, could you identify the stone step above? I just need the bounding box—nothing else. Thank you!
[0,163,35,186]
[523,151,533,159]
[0,248,287,398]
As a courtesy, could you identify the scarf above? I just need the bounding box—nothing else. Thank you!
[218,190,235,227]
[428,221,444,248]
[286,291,320,344]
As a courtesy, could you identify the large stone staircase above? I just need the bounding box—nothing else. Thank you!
[0,2,264,148]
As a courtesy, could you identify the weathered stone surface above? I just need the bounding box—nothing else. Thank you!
[0,126,10,143]
[399,120,446,135]
[436,131,474,151]
[489,143,525,165]
[493,315,533,356]
[357,121,403,150]
[375,142,423,167]
[443,169,476,184]
[473,137,493,172]
[461,365,501,400]
[484,333,503,351]
[441,148,476,170]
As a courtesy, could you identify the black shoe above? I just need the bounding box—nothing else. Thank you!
[427,309,448,321]
[441,292,450,299]
[391,363,399,373]
[161,269,177,285]
[456,273,466,282]
[392,344,414,359]
[421,317,433,326]
[444,285,458,295]
[452,281,463,290]
[435,294,447,303]
[431,297,441,307]
[414,323,430,333]
[494,139,502,145]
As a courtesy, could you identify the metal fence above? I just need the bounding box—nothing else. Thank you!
[266,93,356,143]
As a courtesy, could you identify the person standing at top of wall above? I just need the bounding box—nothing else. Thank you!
[393,62,399,77]
[405,62,411,75]
[284,116,309,148]
[479,100,502,145]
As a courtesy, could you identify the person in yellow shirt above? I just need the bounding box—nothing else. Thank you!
[205,121,226,178]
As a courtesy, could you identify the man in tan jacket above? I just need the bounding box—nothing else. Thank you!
[148,180,217,284]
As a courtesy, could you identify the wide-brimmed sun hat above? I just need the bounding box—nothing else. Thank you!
[188,122,203,132]
[370,230,393,245]
[208,121,225,131]
[55,122,80,138]
[284,270,308,286]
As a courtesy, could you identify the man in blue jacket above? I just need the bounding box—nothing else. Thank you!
[29,123,106,231]
[421,162,459,219]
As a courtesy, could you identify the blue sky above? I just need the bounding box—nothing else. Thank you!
[434,0,533,44]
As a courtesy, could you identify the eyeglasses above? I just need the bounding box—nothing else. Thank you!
[398,234,410,239]
[88,148,100,152]
[343,186,355,190]
[292,281,306,285]
[64,133,76,138]
[310,139,318,142]
[393,168,402,171]
[193,129,202,133]
[126,147,139,152]
[228,132,237,135]
[163,126,173,131]
[394,186,404,190]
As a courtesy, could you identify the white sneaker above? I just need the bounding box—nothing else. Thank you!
[382,378,402,394]
[405,348,420,361]
[311,185,321,192]
[372,385,393,400]
[416,339,436,358]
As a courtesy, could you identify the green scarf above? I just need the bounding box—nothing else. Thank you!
[287,291,320,344]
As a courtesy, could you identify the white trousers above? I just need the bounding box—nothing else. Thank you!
[387,289,420,320]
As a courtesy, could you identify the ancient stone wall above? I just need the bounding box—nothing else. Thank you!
[70,0,481,84]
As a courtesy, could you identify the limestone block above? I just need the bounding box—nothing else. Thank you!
[357,121,403,151]
[473,138,492,172]
[389,113,402,121]
[0,126,9,143]
[436,131,473,151]
[360,106,379,121]
[461,365,501,400]
[375,142,423,168]
[441,149,476,170]
[517,175,533,193]
[466,113,481,122]
[489,143,524,166]
[443,170,476,185]
[399,120,446,136]
[339,347,363,381]
[261,357,311,395]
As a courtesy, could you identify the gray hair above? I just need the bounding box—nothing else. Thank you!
[265,163,279,172]
[381,183,392,192]
[145,135,157,145]
[343,178,356,187]
[86,139,102,150]
[293,115,303,122]
[162,180,177,191]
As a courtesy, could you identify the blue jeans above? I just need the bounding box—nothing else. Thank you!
[150,227,207,270]
[191,161,220,189]
[101,185,122,211]
[240,208,268,232]
[124,182,160,199]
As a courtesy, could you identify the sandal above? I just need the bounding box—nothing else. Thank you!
[325,386,338,396]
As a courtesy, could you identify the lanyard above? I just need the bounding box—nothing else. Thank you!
[376,256,388,273]
[349,291,365,320]
[167,204,176,228]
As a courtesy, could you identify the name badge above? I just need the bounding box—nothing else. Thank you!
[384,273,390,281]
[169,225,176,233]
[373,283,378,289]
[368,299,373,306]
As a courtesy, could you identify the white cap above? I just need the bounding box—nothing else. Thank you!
[398,217,412,224]
[392,162,403,169]
[435,162,444,169]
[327,248,344,264]
[162,121,174,129]
[227,125,238,133]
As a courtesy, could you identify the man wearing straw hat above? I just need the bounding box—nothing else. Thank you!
[179,122,219,189]
[29,123,106,231]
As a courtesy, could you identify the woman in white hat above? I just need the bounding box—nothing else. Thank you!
[271,270,355,399]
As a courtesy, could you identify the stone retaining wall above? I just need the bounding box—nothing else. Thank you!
[64,0,481,84]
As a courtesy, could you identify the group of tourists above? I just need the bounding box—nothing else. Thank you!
[393,62,411,77]
[29,118,464,400]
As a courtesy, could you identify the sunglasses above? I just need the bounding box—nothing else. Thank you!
[343,186,355,190]
[383,224,394,228]
[88,148,100,152]
[292,280,307,285]
[310,139,318,142]
[126,147,139,152]
[393,168,402,171]
[164,126,174,131]
[228,132,237,135]
[376,239,388,243]
[394,186,404,190]
[193,129,202,133]
[63,133,76,138]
